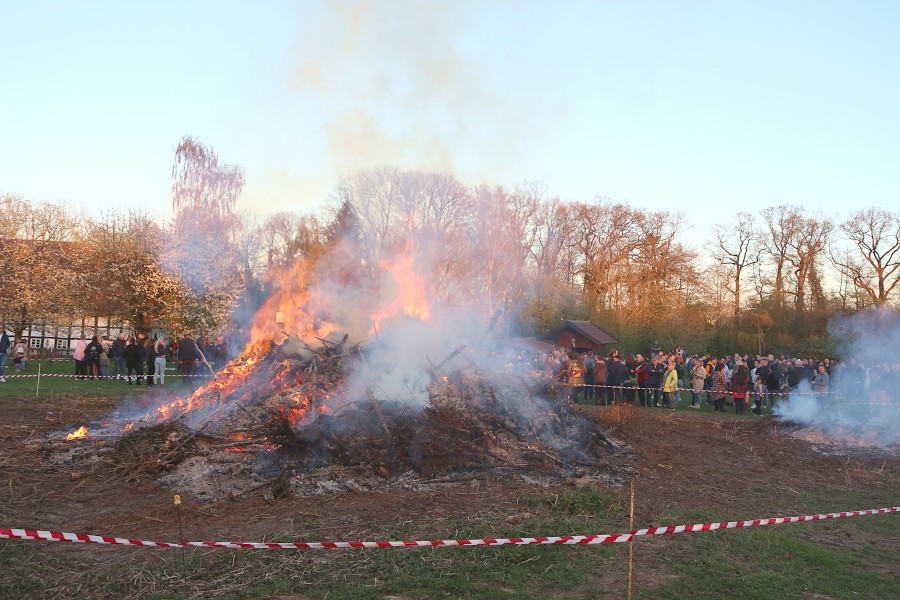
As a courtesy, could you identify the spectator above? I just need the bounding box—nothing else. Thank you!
[98,335,111,379]
[111,333,127,379]
[605,351,627,406]
[812,363,830,411]
[144,336,157,387]
[72,334,88,380]
[85,335,102,380]
[711,363,729,413]
[623,355,637,403]
[634,354,649,407]
[0,324,10,382]
[153,337,168,386]
[645,356,665,407]
[731,363,750,415]
[689,359,707,408]
[662,360,678,409]
[178,334,200,385]
[567,352,586,404]
[593,353,608,407]
[124,337,142,385]
[13,340,27,373]
[764,360,782,413]
[582,351,595,403]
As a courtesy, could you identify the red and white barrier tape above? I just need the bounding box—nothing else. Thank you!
[0,374,213,379]
[2,507,896,550]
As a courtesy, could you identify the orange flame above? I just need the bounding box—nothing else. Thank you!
[372,243,431,333]
[66,426,88,441]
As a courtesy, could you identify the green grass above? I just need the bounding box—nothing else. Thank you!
[0,489,625,599]
[2,483,894,599]
[635,486,900,600]
[0,359,190,400]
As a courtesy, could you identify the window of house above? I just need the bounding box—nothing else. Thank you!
[56,339,69,350]
[29,338,42,349]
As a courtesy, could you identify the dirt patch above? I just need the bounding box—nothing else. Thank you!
[1,395,897,595]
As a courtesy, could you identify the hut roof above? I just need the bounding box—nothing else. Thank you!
[542,320,619,346]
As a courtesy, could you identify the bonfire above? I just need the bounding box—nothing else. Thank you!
[53,246,621,500]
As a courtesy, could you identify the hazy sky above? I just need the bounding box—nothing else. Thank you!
[2,1,898,235]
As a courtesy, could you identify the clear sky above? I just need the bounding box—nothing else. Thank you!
[2,0,898,236]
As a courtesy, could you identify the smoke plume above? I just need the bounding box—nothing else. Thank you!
[774,306,900,447]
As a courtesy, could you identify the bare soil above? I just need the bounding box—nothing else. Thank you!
[1,394,897,595]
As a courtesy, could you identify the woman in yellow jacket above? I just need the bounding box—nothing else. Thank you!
[662,360,679,409]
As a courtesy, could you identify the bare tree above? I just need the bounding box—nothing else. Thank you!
[761,205,804,307]
[787,213,833,311]
[712,212,760,318]
[831,208,900,306]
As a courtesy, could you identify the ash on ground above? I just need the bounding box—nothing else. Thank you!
[50,360,629,501]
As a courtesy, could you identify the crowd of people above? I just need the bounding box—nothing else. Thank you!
[547,343,889,415]
[65,333,231,386]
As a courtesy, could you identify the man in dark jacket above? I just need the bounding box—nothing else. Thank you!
[178,335,200,385]
[645,356,666,407]
[111,333,127,379]
[605,352,628,406]
[0,324,10,382]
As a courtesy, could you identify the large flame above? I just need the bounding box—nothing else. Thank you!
[118,240,438,432]
[372,243,432,333]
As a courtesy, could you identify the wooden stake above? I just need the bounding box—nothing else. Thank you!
[628,478,635,600]
[35,363,41,398]
[174,495,185,566]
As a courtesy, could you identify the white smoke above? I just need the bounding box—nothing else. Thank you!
[774,306,900,447]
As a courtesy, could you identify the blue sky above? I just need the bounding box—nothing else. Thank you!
[1,1,898,236]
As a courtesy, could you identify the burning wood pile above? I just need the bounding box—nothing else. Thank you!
[52,335,620,501]
[49,245,627,500]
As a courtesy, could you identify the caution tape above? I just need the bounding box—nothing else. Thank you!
[0,374,214,379]
[2,507,896,550]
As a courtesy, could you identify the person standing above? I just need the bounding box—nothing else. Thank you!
[662,360,679,409]
[812,363,830,413]
[111,333,127,379]
[13,340,26,373]
[690,359,707,408]
[567,352,586,404]
[731,363,750,415]
[98,336,112,379]
[582,351,595,404]
[144,336,157,387]
[646,356,665,407]
[711,363,729,413]
[634,354,649,407]
[0,325,10,382]
[124,337,142,384]
[153,337,167,386]
[178,334,200,386]
[72,334,88,380]
[605,351,626,406]
[593,354,607,407]
[85,335,102,380]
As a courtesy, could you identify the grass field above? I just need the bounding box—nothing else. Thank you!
[0,359,199,400]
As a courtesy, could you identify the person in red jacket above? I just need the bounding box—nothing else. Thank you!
[634,354,649,406]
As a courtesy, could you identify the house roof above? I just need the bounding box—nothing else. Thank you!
[542,320,619,346]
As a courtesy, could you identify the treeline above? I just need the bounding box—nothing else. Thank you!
[1,139,898,356]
